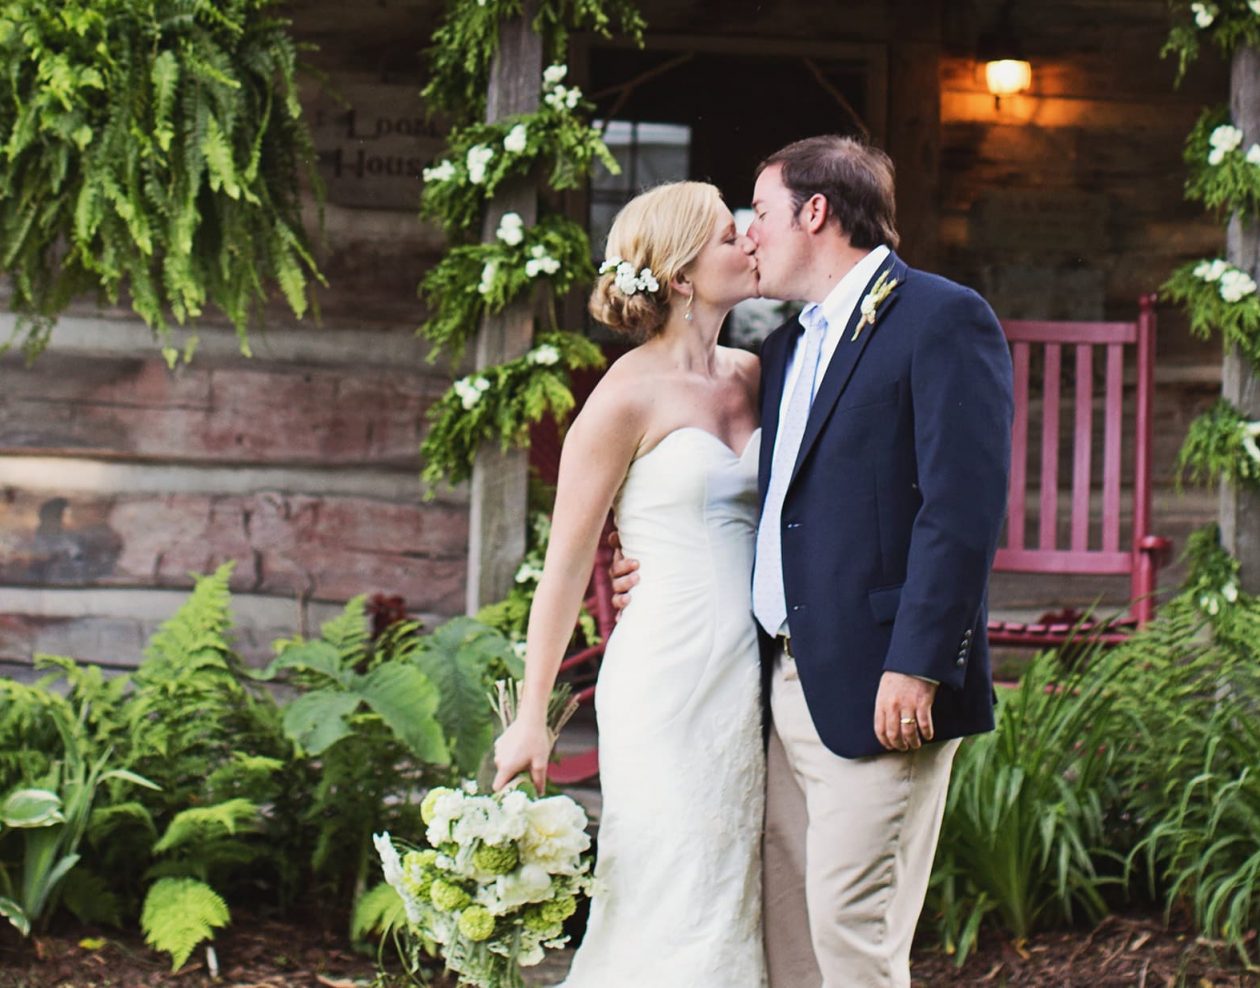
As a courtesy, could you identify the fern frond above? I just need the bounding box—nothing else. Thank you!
[152,798,262,854]
[350,881,407,943]
[140,877,229,971]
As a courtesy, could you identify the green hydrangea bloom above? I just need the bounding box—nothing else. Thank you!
[522,908,561,936]
[539,895,577,924]
[439,841,459,857]
[402,850,439,901]
[457,904,496,942]
[430,878,472,912]
[472,842,519,875]
[421,787,455,824]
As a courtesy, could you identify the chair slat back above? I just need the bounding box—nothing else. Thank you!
[995,297,1156,579]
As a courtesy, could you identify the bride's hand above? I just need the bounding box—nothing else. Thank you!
[492,717,553,793]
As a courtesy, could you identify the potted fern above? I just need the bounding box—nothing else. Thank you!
[0,0,323,363]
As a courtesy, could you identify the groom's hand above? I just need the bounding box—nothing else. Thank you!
[607,530,639,621]
[874,672,937,751]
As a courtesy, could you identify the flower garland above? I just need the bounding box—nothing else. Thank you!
[418,214,595,361]
[419,333,605,492]
[1163,1,1260,83]
[1161,1,1260,594]
[420,69,619,237]
[1177,398,1260,488]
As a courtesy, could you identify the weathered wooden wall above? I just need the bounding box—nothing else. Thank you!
[0,0,1230,675]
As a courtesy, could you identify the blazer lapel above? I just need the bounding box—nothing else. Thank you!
[788,252,908,489]
[758,318,798,508]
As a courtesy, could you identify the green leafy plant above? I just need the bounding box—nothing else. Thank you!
[0,0,324,361]
[1184,105,1260,217]
[0,680,157,936]
[140,876,230,971]
[1162,258,1260,364]
[926,640,1126,962]
[421,0,644,120]
[1163,1,1260,83]
[1177,398,1260,489]
[420,331,605,492]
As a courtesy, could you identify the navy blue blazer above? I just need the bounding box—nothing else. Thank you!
[757,251,1013,759]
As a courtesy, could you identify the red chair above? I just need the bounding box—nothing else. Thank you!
[527,360,618,784]
[987,294,1172,648]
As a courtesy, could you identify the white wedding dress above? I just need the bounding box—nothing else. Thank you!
[557,427,768,988]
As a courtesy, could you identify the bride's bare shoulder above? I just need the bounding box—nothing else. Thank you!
[569,350,654,438]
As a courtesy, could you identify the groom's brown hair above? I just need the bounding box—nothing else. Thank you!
[758,136,900,250]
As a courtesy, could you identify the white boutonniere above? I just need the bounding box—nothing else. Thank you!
[853,270,899,341]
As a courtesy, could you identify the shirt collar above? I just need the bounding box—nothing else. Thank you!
[802,244,891,334]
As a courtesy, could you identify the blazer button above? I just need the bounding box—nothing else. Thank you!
[792,604,805,613]
[956,657,966,667]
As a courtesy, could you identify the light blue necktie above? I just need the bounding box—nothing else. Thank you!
[753,305,828,636]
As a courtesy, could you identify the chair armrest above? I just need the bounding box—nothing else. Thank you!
[1138,535,1173,568]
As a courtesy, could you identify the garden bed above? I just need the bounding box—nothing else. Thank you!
[1,911,1253,987]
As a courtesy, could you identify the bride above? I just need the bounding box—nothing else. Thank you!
[491,180,767,986]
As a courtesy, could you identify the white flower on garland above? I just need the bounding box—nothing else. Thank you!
[525,244,560,278]
[466,144,494,184]
[478,260,499,296]
[515,561,544,584]
[527,343,561,366]
[1222,581,1240,603]
[1248,144,1260,166]
[423,159,456,183]
[454,375,492,410]
[1208,124,1243,165]
[1251,0,1260,15]
[1194,258,1229,281]
[543,64,568,86]
[544,84,582,110]
[1219,267,1257,303]
[1243,420,1260,463]
[496,212,525,246]
[1191,1,1218,28]
[504,123,528,154]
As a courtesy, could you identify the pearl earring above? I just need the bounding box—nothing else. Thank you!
[684,294,694,322]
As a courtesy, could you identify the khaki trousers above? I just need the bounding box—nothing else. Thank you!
[762,649,960,988]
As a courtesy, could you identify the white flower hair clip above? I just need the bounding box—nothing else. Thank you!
[599,257,660,296]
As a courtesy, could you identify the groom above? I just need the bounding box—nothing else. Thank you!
[614,135,1012,987]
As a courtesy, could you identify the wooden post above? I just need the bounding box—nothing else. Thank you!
[1221,45,1260,593]
[466,8,543,613]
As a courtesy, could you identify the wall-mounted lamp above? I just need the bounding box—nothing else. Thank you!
[985,58,1032,104]
[979,1,1031,109]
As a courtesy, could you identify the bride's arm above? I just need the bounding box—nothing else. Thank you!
[492,383,643,792]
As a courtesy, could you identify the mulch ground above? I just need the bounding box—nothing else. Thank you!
[0,911,1254,987]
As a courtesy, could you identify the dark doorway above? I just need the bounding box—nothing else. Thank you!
[587,47,873,207]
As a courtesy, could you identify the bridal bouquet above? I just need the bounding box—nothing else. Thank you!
[374,682,592,987]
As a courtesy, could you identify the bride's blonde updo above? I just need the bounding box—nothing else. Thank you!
[588,181,724,341]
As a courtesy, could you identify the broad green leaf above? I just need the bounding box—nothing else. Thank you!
[359,663,449,765]
[0,897,29,937]
[1,788,64,828]
[255,640,347,684]
[413,633,498,775]
[281,690,359,755]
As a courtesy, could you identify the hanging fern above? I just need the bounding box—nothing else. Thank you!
[140,876,229,971]
[0,0,325,362]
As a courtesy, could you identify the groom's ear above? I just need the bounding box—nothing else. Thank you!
[800,193,831,234]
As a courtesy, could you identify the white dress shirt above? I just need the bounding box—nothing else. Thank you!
[773,244,891,436]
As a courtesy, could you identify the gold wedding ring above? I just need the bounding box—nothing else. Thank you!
[899,716,916,725]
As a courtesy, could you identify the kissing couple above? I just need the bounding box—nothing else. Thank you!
[494,134,1014,988]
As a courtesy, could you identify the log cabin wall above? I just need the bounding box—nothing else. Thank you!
[0,0,1230,675]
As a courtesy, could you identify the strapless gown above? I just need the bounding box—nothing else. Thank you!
[556,427,767,987]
